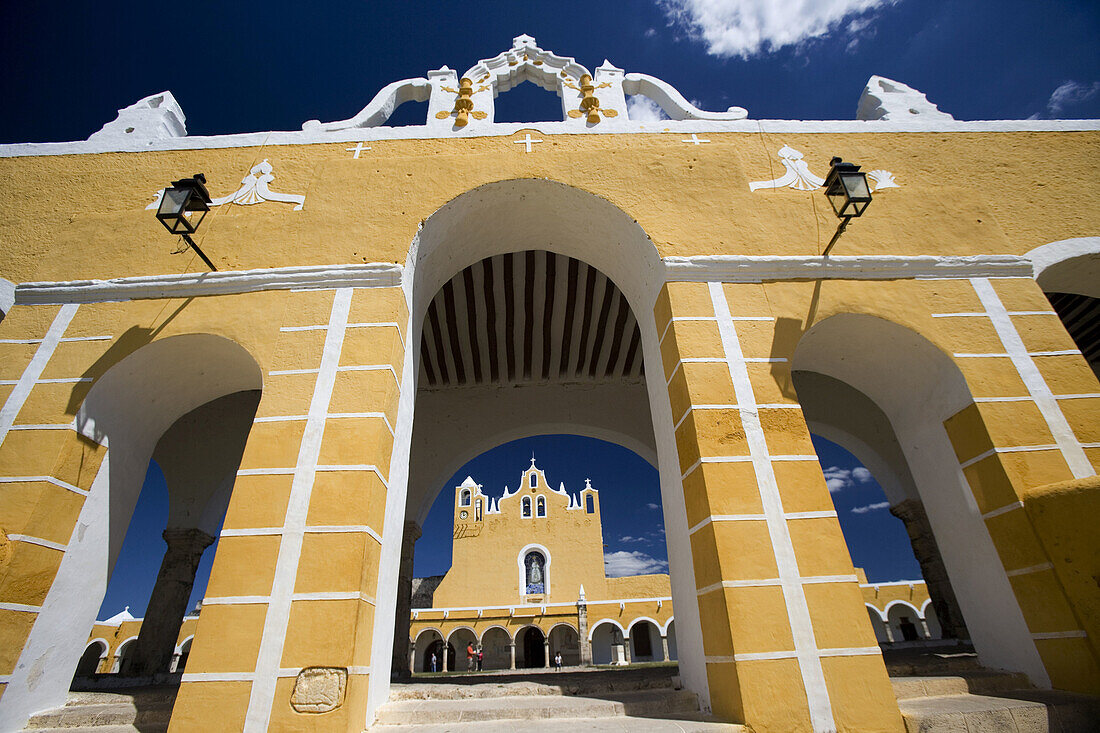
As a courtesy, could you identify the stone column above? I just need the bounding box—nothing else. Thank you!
[509,641,516,670]
[543,639,550,668]
[408,643,416,675]
[443,646,449,673]
[623,637,632,665]
[128,528,214,677]
[391,521,422,680]
[884,623,896,643]
[919,618,932,639]
[890,499,969,640]
[660,634,669,662]
[577,588,592,666]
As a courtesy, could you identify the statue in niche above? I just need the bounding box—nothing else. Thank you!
[525,552,545,594]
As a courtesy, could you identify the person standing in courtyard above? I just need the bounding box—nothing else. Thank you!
[554,651,562,671]
[477,646,484,671]
[430,652,437,673]
[467,642,475,672]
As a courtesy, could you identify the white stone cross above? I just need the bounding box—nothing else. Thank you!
[682,134,710,145]
[514,133,543,153]
[346,142,371,159]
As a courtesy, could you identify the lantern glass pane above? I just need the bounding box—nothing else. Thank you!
[157,187,189,218]
[840,171,871,201]
[186,206,208,231]
[826,188,847,217]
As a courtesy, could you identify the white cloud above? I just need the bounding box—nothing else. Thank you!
[646,502,660,510]
[851,501,890,514]
[822,465,874,493]
[604,550,670,577]
[645,27,658,38]
[619,535,647,543]
[627,95,670,123]
[658,0,896,58]
[1045,81,1100,118]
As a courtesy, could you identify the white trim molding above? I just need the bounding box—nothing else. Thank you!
[664,254,1032,283]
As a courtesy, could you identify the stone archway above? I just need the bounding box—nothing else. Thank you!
[792,313,1048,684]
[0,334,262,729]
[388,179,707,705]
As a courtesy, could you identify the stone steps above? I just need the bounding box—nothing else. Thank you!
[891,670,1034,699]
[897,688,1100,732]
[373,688,702,726]
[377,715,743,732]
[23,689,175,731]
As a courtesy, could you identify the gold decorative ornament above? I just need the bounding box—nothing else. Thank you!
[439,77,481,127]
[563,74,614,124]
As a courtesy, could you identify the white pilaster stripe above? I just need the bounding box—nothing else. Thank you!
[682,357,725,363]
[953,353,1010,358]
[245,287,352,732]
[658,316,674,345]
[671,316,719,321]
[665,361,682,385]
[1032,630,1087,640]
[1055,393,1100,400]
[1029,350,1082,357]
[237,468,296,476]
[7,534,67,552]
[982,501,1024,520]
[817,646,881,657]
[801,575,859,584]
[0,304,77,447]
[971,278,1094,479]
[59,335,112,342]
[0,602,42,613]
[680,459,701,480]
[784,511,838,520]
[975,396,1033,403]
[769,455,821,462]
[280,325,328,332]
[689,514,766,535]
[7,423,74,430]
[0,475,88,496]
[744,357,788,363]
[253,415,309,423]
[701,456,754,463]
[304,525,383,544]
[709,282,835,732]
[932,313,988,318]
[704,655,737,664]
[1007,311,1058,316]
[269,368,319,376]
[1006,563,1054,577]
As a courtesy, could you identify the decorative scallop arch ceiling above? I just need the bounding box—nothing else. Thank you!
[419,250,643,389]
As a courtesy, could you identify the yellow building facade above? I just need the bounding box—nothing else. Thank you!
[0,34,1097,733]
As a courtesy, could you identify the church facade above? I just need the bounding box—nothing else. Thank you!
[0,34,1097,733]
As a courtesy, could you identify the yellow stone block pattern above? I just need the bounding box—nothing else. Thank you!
[238,420,306,470]
[268,675,351,732]
[983,509,1050,571]
[1033,636,1100,695]
[204,535,281,598]
[704,660,746,724]
[169,681,253,733]
[305,471,387,533]
[1034,354,1100,397]
[221,474,294,530]
[681,461,762,529]
[787,517,857,579]
[0,542,63,607]
[720,585,795,656]
[732,657,812,733]
[771,461,837,514]
[294,532,376,595]
[803,582,881,650]
[184,604,269,674]
[0,609,37,675]
[821,655,905,732]
[943,403,994,464]
[281,599,360,668]
[1009,568,1085,634]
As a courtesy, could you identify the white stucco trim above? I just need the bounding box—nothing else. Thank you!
[244,287,352,732]
[970,278,1093,478]
[666,254,1031,283]
[587,619,627,641]
[1006,562,1054,577]
[14,263,401,305]
[883,600,925,619]
[709,282,836,732]
[0,304,77,447]
[0,476,88,496]
[3,118,1098,160]
[7,534,68,552]
[1027,237,1100,286]
[626,616,662,636]
[0,602,42,613]
[866,604,888,622]
[1032,630,1087,640]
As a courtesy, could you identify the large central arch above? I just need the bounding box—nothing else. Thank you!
[383,178,709,707]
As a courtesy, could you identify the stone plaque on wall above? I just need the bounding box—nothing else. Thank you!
[290,667,347,713]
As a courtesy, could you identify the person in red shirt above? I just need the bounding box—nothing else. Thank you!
[467,642,475,672]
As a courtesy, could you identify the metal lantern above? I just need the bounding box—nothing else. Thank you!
[823,157,872,219]
[156,174,211,235]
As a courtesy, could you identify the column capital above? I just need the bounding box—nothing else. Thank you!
[403,520,423,543]
[889,498,927,524]
[161,527,215,554]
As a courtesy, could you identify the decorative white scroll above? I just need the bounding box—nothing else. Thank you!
[210,159,305,210]
[749,145,827,191]
[749,146,901,193]
[867,170,899,190]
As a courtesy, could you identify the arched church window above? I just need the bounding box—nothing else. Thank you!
[460,489,471,506]
[530,473,537,488]
[522,497,532,517]
[536,496,546,517]
[586,495,594,514]
[524,551,546,594]
[475,500,483,521]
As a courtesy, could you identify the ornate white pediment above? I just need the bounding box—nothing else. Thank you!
[304,34,748,132]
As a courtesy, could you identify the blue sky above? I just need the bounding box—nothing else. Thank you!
[2,0,1098,146]
[29,0,1082,616]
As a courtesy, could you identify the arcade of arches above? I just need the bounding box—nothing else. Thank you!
[0,44,1098,731]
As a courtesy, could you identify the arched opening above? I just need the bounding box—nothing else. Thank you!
[792,313,1048,684]
[389,178,704,705]
[480,627,512,670]
[866,607,890,644]
[114,638,138,674]
[74,641,107,677]
[923,600,943,639]
[173,637,193,673]
[548,624,580,667]
[536,496,546,517]
[10,333,263,715]
[1029,238,1100,378]
[523,549,547,596]
[886,602,926,642]
[518,626,546,668]
[591,621,625,666]
[448,627,479,672]
[414,629,444,673]
[629,619,662,662]
[522,496,532,517]
[665,619,678,661]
